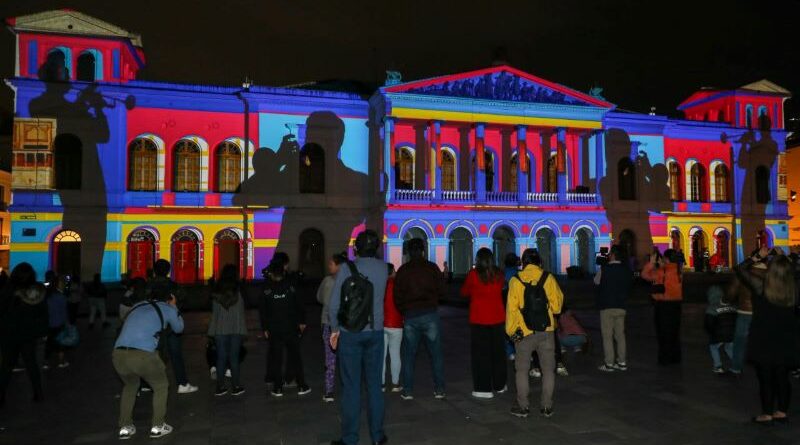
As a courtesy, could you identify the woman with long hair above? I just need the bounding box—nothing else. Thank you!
[737,247,799,424]
[460,247,507,398]
[208,264,248,396]
[642,248,683,365]
[316,252,348,402]
[0,262,49,405]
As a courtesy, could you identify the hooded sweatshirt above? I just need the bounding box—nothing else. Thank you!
[704,285,737,344]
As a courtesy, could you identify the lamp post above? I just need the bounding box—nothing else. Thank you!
[238,77,251,281]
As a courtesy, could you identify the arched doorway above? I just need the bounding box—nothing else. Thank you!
[172,229,200,284]
[298,228,325,279]
[402,227,428,263]
[448,227,473,277]
[575,228,594,273]
[52,230,81,279]
[691,229,708,271]
[54,134,82,190]
[714,229,730,269]
[670,229,683,252]
[535,228,557,273]
[215,229,241,278]
[127,228,157,279]
[492,226,516,266]
[617,229,636,264]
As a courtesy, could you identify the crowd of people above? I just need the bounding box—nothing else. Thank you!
[0,231,798,442]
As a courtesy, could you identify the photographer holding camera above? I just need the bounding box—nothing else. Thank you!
[594,245,633,372]
[642,248,684,365]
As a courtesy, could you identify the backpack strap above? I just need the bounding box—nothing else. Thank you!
[537,271,550,289]
[147,300,166,340]
[345,260,359,278]
[344,260,374,330]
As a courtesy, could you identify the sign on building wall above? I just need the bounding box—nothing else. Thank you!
[778,152,788,201]
[11,118,56,190]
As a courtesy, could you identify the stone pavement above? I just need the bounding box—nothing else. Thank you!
[1,298,799,445]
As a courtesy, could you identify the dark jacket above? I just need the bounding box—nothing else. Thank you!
[393,258,445,317]
[0,284,49,342]
[596,262,633,310]
[259,277,305,334]
[736,259,800,367]
[704,286,737,344]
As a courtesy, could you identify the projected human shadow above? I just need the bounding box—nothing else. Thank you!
[27,50,128,281]
[598,129,671,262]
[234,111,368,273]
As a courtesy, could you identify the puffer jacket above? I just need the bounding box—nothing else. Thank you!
[724,263,766,314]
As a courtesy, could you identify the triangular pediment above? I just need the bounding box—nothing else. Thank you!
[739,79,791,96]
[7,10,142,47]
[384,65,614,108]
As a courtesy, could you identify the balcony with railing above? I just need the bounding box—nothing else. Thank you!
[391,188,600,207]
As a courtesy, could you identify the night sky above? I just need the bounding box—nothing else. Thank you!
[0,0,798,132]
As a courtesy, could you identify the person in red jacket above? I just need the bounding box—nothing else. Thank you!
[383,263,403,392]
[461,248,507,399]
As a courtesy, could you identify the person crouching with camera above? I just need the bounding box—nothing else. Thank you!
[506,249,564,419]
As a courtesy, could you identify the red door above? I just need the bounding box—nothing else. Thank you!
[128,241,154,279]
[173,241,198,284]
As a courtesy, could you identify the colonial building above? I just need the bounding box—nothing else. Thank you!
[5,10,791,282]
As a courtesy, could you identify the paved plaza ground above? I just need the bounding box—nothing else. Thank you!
[2,280,800,445]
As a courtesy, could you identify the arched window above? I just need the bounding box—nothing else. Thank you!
[441,150,456,191]
[173,140,201,192]
[745,105,754,128]
[216,141,242,192]
[129,138,158,191]
[54,134,82,190]
[713,163,728,202]
[546,154,557,193]
[42,48,70,81]
[690,163,705,202]
[756,165,770,204]
[618,157,636,200]
[395,147,414,190]
[758,105,770,130]
[299,143,325,193]
[668,161,681,201]
[76,52,96,82]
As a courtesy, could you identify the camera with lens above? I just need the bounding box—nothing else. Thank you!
[595,247,609,267]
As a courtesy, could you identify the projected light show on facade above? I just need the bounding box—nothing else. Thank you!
[6,10,791,282]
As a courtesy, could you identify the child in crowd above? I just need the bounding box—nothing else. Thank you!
[383,263,403,392]
[704,285,737,373]
[557,308,588,353]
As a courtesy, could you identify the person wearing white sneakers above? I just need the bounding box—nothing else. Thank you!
[594,245,632,373]
[461,248,507,400]
[113,291,184,440]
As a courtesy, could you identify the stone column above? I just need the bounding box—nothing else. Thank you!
[556,127,567,204]
[516,125,529,204]
[595,130,604,204]
[384,117,395,202]
[432,121,442,201]
[475,123,487,203]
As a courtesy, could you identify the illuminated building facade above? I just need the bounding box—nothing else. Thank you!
[5,10,792,282]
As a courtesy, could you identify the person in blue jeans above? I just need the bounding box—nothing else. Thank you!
[726,255,764,374]
[393,238,446,400]
[329,230,388,445]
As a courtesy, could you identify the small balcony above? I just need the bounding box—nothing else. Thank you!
[391,189,599,206]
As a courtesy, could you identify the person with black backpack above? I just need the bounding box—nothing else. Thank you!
[328,230,389,445]
[113,289,184,439]
[505,248,563,419]
[259,260,310,398]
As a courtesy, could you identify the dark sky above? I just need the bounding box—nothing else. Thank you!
[0,0,798,131]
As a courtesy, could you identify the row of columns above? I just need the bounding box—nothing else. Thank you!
[383,117,606,205]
